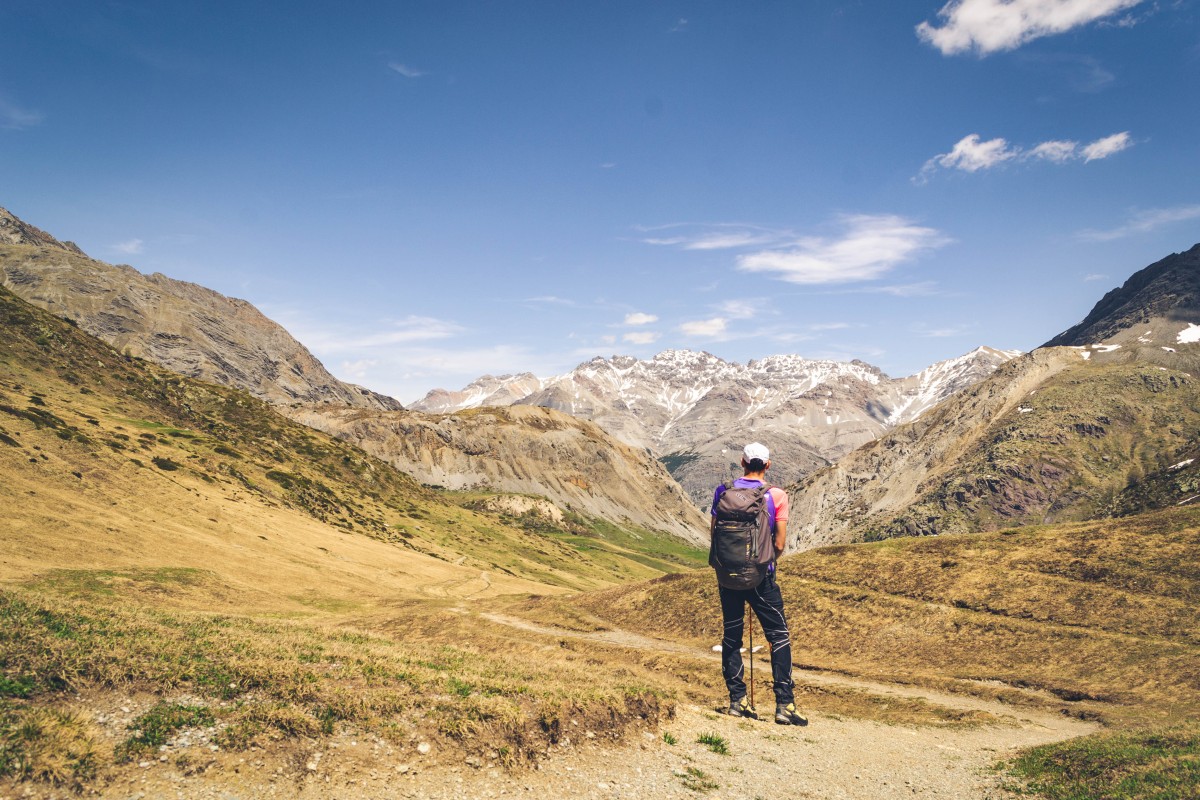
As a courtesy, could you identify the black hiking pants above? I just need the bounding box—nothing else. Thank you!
[718,570,794,706]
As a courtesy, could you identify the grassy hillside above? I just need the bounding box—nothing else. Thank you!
[0,284,709,791]
[874,360,1200,538]
[568,506,1200,727]
[0,284,703,595]
[789,352,1200,547]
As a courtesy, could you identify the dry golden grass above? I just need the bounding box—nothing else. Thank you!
[568,508,1200,729]
[0,283,707,791]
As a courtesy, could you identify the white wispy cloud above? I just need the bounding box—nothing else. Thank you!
[1081,131,1133,161]
[339,359,378,380]
[736,214,949,285]
[622,331,661,345]
[918,131,1133,181]
[295,315,464,352]
[809,322,851,331]
[0,97,43,130]
[679,317,728,338]
[870,281,943,297]
[113,238,145,255]
[1077,204,1200,242]
[637,223,787,251]
[1084,273,1108,281]
[1027,139,1078,163]
[715,300,761,320]
[916,324,971,338]
[925,134,1020,175]
[669,18,689,32]
[525,295,578,307]
[917,0,1145,56]
[388,62,427,78]
[624,312,658,326]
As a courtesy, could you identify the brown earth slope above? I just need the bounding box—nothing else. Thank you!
[288,403,709,546]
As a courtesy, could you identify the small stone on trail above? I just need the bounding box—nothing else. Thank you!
[417,742,432,755]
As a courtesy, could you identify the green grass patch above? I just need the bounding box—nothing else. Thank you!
[29,568,210,599]
[1004,726,1200,800]
[679,765,719,792]
[116,703,215,761]
[696,731,730,755]
[116,418,194,437]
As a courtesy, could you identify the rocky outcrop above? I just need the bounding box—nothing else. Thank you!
[286,404,709,546]
[0,207,399,411]
[0,207,84,253]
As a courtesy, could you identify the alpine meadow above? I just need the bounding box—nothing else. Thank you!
[4,3,1200,799]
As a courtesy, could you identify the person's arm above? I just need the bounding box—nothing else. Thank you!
[771,487,789,555]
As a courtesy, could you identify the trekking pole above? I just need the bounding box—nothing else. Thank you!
[747,607,755,712]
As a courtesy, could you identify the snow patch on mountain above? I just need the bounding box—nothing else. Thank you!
[1177,324,1200,344]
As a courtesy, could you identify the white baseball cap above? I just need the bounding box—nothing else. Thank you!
[743,442,769,462]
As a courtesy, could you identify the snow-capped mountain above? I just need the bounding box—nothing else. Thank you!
[413,346,1021,505]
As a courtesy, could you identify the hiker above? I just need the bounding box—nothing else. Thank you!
[710,442,808,726]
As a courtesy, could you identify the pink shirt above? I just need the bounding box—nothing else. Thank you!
[711,479,789,526]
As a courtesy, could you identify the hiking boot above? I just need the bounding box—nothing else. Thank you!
[775,702,808,726]
[726,696,758,719]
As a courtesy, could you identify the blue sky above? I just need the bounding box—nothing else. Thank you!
[4,1,1199,403]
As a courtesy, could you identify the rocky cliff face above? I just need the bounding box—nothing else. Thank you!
[0,207,399,411]
[286,404,709,545]
[787,243,1200,551]
[414,347,1020,505]
[0,207,85,253]
[1044,243,1200,348]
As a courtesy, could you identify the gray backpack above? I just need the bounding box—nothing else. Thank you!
[709,484,774,590]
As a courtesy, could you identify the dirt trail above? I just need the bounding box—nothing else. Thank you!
[453,612,1101,800]
[480,612,1081,721]
[76,614,1097,800]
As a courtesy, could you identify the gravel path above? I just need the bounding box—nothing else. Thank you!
[57,616,1097,800]
[71,697,1091,800]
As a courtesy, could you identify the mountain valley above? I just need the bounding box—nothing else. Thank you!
[1,205,1198,799]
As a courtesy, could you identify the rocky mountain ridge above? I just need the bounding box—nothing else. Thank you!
[415,346,1021,505]
[0,207,399,412]
[786,243,1200,550]
[1045,243,1200,348]
[0,207,85,253]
